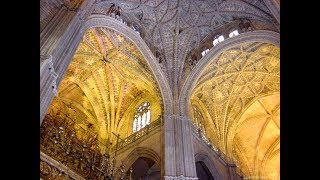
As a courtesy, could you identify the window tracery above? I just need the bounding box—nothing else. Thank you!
[201,49,210,57]
[213,35,224,46]
[229,29,239,38]
[132,102,151,133]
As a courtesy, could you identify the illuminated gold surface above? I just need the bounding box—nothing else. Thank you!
[233,94,279,179]
[64,0,84,9]
[190,42,279,179]
[46,28,163,153]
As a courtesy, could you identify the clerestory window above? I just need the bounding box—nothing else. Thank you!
[132,102,151,133]
[213,35,224,46]
[229,30,239,38]
[201,49,210,57]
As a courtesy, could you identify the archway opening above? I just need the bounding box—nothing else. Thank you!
[189,42,280,179]
[40,27,163,178]
[127,157,160,180]
[195,161,214,180]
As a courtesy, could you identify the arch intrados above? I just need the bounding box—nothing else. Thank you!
[195,152,223,180]
[121,147,161,172]
[179,30,280,118]
[80,15,173,115]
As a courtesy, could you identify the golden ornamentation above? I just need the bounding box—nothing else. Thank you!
[40,159,74,180]
[232,94,279,179]
[40,114,127,179]
[45,27,163,153]
[190,42,279,179]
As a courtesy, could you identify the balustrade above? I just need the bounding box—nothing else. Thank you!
[191,122,245,179]
[110,117,162,152]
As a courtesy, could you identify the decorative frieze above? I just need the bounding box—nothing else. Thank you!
[164,175,198,180]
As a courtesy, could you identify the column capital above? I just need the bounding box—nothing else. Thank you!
[164,175,198,180]
[164,115,191,121]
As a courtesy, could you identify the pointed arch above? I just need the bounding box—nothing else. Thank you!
[121,147,161,172]
[195,152,223,180]
[40,15,173,124]
[82,15,173,115]
[179,30,279,117]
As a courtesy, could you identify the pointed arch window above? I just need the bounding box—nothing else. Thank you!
[201,49,210,57]
[132,102,151,133]
[229,29,239,38]
[213,35,224,46]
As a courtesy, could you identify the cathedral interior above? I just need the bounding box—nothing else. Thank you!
[40,0,279,179]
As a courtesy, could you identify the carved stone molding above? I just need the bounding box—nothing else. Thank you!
[121,147,161,172]
[164,114,188,120]
[47,55,59,96]
[164,175,198,180]
[194,153,224,180]
[40,55,59,96]
[263,0,280,23]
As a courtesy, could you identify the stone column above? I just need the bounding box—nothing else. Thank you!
[164,115,198,180]
[164,115,177,177]
[40,0,95,124]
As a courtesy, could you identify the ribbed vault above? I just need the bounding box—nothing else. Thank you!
[189,42,279,179]
[93,0,277,89]
[45,27,163,153]
[233,93,279,179]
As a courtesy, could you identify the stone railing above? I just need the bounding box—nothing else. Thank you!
[191,122,229,162]
[191,122,245,179]
[110,117,163,152]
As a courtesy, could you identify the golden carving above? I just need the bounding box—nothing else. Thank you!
[190,42,279,179]
[41,114,128,179]
[45,27,163,153]
[40,158,76,179]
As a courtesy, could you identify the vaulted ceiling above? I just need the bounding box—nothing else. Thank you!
[233,94,279,179]
[41,0,280,178]
[93,0,278,90]
[189,42,279,179]
[40,0,85,31]
[46,27,163,153]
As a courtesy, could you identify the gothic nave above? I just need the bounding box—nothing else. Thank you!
[40,0,280,179]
